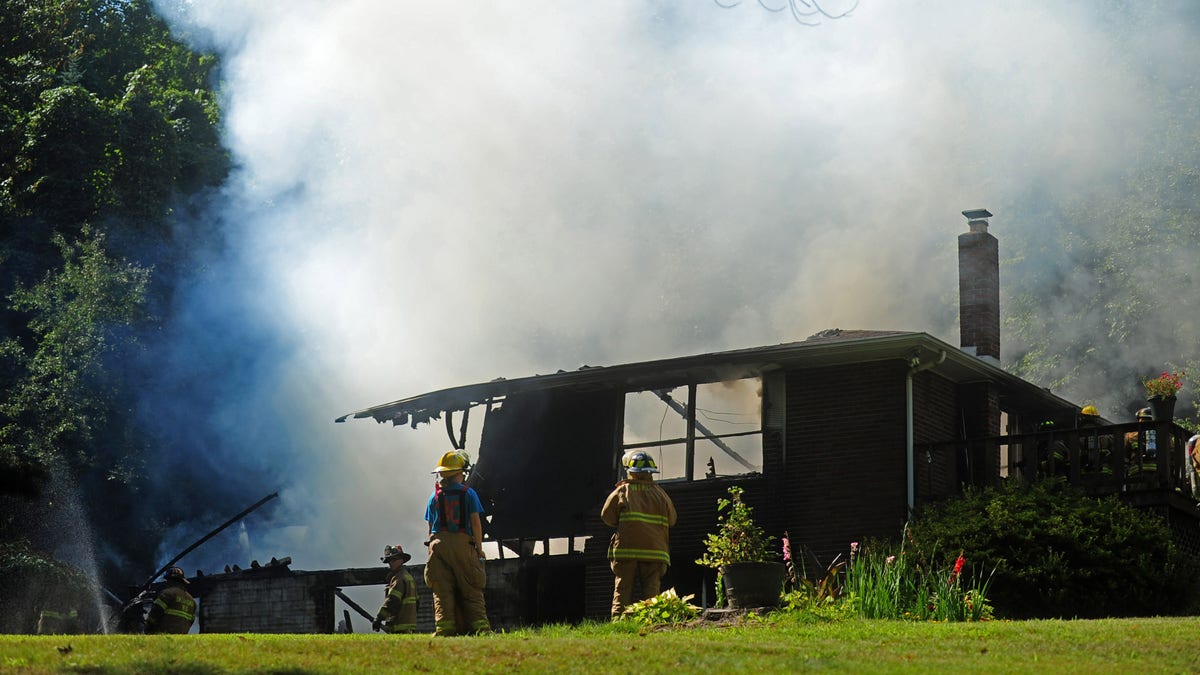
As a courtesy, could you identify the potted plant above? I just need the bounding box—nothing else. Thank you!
[696,485,786,609]
[1143,370,1185,421]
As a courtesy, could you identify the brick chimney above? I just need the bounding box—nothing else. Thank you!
[958,209,999,363]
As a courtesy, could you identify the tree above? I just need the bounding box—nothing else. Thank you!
[0,226,149,504]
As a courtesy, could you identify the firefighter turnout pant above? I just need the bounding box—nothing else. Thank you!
[424,531,490,636]
[610,559,667,618]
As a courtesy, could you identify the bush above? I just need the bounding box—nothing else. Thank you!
[908,480,1198,618]
[617,589,701,627]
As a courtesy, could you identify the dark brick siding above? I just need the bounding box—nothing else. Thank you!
[782,361,910,568]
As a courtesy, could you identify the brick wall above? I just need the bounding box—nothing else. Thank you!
[958,228,1000,360]
[783,361,909,568]
[913,370,960,503]
[200,575,329,633]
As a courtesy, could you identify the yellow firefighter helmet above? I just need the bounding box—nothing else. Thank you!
[1081,405,1099,416]
[433,450,471,474]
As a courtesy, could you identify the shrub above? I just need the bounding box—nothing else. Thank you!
[617,589,700,627]
[696,486,776,569]
[908,480,1198,618]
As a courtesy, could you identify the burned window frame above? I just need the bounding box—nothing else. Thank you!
[621,377,765,481]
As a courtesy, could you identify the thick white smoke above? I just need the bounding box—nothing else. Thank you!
[144,1,1200,572]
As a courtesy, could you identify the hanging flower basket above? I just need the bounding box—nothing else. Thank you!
[1147,394,1177,422]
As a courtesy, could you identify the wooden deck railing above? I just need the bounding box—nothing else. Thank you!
[917,421,1197,502]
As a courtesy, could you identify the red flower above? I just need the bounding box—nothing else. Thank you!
[949,554,965,584]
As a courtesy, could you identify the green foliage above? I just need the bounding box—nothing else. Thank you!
[1,0,228,233]
[908,480,1198,618]
[782,532,846,611]
[696,486,777,569]
[0,227,149,498]
[0,538,97,633]
[1005,155,1200,424]
[617,589,700,627]
[842,538,995,622]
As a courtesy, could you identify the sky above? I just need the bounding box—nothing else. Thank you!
[139,0,1200,575]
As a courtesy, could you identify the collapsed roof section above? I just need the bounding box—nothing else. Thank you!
[335,330,1078,431]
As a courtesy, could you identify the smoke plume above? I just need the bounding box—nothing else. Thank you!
[140,1,1200,573]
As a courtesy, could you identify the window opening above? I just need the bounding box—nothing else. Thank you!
[622,378,763,480]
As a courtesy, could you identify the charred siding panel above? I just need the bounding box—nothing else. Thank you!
[473,390,620,540]
[583,515,613,619]
[783,362,908,568]
[958,382,1001,487]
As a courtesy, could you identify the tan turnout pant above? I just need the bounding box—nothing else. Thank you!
[424,531,490,635]
[610,559,667,618]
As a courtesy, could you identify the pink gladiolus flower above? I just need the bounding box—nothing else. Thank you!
[782,535,792,562]
[850,541,859,554]
[886,555,896,565]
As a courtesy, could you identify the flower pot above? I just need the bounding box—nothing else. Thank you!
[720,561,787,609]
[1147,395,1177,422]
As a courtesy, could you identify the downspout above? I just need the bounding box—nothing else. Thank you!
[906,350,946,520]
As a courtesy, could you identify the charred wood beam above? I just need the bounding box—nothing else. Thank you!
[445,407,472,449]
[142,491,279,590]
[654,390,756,472]
[333,588,376,624]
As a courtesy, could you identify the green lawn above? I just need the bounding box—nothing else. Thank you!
[3,616,1199,674]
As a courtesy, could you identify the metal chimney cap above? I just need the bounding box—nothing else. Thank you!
[961,209,993,220]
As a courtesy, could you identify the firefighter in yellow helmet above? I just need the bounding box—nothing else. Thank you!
[1125,407,1156,469]
[144,567,195,634]
[601,450,677,618]
[1076,404,1115,474]
[424,450,490,636]
[373,544,417,633]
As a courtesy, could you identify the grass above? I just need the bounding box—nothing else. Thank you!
[3,616,1200,674]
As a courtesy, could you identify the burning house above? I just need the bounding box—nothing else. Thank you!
[328,208,1200,626]
[183,209,1198,632]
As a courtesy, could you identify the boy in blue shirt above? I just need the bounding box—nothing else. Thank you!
[424,451,491,636]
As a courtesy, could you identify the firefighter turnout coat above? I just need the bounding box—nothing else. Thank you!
[376,567,418,633]
[144,582,195,634]
[601,478,677,565]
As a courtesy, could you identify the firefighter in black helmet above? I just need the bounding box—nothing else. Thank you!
[145,567,195,634]
[373,545,417,633]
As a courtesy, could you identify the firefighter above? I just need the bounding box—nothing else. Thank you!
[373,544,417,634]
[36,603,79,635]
[1124,407,1155,469]
[1078,405,1113,473]
[1187,434,1200,498]
[424,450,490,636]
[601,450,678,619]
[144,566,195,634]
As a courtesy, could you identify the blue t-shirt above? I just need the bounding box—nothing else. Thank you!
[425,483,484,535]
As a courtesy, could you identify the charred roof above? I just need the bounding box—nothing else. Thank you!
[336,331,1078,429]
